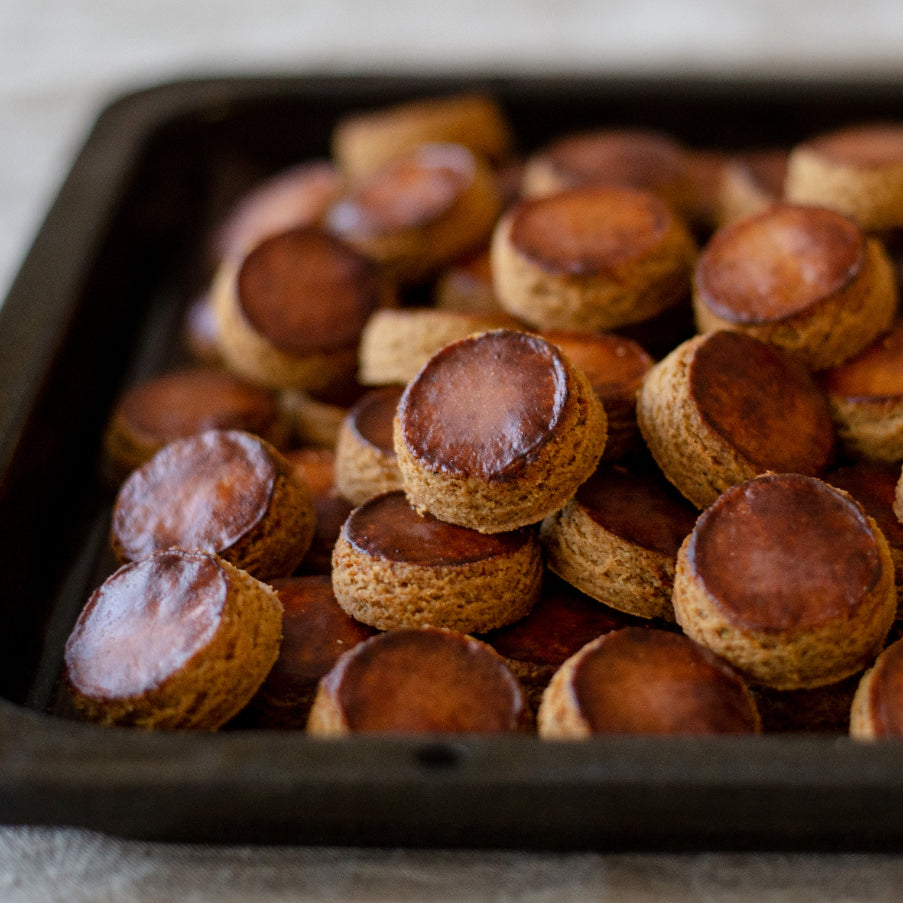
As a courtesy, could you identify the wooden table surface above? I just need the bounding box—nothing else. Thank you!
[2,1,903,899]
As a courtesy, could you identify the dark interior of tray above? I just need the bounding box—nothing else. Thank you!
[2,74,903,848]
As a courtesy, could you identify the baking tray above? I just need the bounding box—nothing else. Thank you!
[2,72,903,850]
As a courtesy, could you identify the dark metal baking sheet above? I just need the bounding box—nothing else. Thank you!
[2,73,903,849]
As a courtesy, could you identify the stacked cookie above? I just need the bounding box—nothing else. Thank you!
[64,90,903,739]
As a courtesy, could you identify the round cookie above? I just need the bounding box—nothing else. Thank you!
[478,572,642,715]
[211,226,394,391]
[540,330,654,461]
[210,160,343,264]
[356,307,521,387]
[64,548,283,730]
[334,385,405,506]
[537,627,760,738]
[637,330,835,509]
[331,93,514,183]
[672,472,896,691]
[521,128,696,218]
[394,329,607,533]
[785,123,903,231]
[851,638,903,739]
[331,490,542,633]
[307,626,529,735]
[693,203,897,371]
[325,142,503,285]
[819,319,903,462]
[111,429,315,582]
[491,185,697,332]
[102,366,290,483]
[241,575,378,729]
[541,456,698,621]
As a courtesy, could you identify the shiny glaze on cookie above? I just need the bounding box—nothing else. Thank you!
[397,329,568,482]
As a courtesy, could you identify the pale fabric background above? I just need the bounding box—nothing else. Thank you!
[2,0,903,899]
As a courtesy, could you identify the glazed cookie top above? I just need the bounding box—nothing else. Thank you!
[688,330,834,475]
[820,320,903,399]
[342,491,533,566]
[695,203,865,324]
[568,627,759,734]
[115,367,281,444]
[237,226,384,355]
[397,329,569,482]
[112,429,280,561]
[320,627,525,732]
[507,185,674,277]
[529,129,688,195]
[65,549,227,699]
[327,143,479,236]
[539,330,653,401]
[686,473,885,633]
[574,460,698,556]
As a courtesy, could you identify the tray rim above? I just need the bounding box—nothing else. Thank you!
[3,71,903,849]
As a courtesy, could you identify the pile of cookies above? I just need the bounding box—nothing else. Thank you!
[63,93,903,739]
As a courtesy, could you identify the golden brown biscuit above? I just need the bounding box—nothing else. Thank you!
[785,123,903,231]
[241,575,377,729]
[693,203,897,371]
[334,385,405,506]
[541,456,698,621]
[102,366,290,484]
[331,93,514,183]
[212,226,394,391]
[521,128,696,218]
[356,307,521,387]
[491,185,696,332]
[851,637,903,738]
[64,548,283,730]
[478,572,642,715]
[673,473,896,690]
[537,627,760,738]
[819,320,903,462]
[210,161,343,264]
[307,626,529,735]
[111,429,315,582]
[331,490,542,633]
[539,330,653,461]
[637,330,835,509]
[394,329,607,533]
[325,143,503,285]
